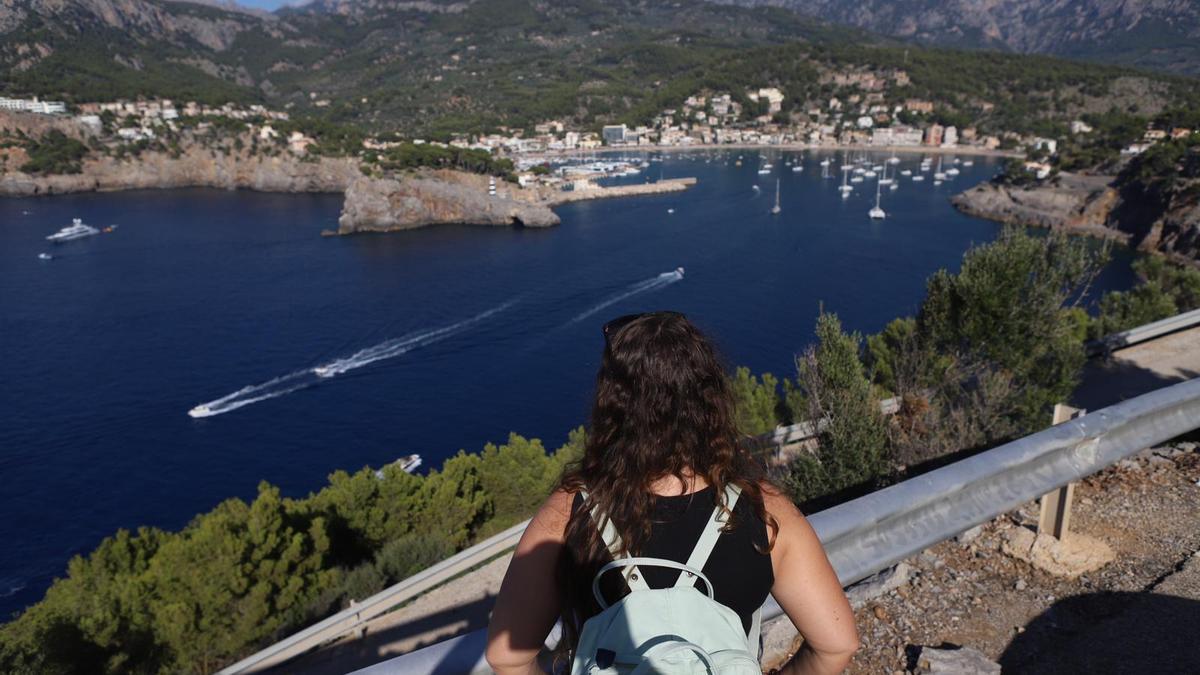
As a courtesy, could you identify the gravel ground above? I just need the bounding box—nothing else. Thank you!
[841,442,1200,674]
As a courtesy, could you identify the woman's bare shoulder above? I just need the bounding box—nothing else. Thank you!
[528,487,578,538]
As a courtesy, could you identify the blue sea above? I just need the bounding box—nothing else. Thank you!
[0,151,1135,617]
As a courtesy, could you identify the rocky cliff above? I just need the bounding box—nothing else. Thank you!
[336,171,559,234]
[0,146,361,195]
[953,171,1200,264]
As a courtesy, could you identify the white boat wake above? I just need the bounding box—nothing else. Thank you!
[572,269,684,323]
[188,301,515,418]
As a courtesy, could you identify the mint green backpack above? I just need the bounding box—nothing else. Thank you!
[570,484,762,675]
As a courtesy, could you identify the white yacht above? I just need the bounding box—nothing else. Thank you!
[46,218,99,243]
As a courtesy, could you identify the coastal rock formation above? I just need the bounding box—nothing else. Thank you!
[0,146,361,195]
[951,173,1117,234]
[337,171,559,234]
[953,171,1200,264]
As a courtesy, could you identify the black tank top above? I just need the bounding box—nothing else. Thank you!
[570,486,774,634]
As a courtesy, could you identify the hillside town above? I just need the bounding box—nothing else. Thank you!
[2,62,1195,187]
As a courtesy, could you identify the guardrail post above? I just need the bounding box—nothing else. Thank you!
[1037,404,1085,539]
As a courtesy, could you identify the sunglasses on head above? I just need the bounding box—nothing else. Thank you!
[602,311,686,342]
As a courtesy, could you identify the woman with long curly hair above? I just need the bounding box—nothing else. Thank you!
[486,311,858,674]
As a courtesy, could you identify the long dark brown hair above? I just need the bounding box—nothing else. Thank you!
[555,311,778,658]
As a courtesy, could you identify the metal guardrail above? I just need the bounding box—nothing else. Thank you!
[349,375,1200,674]
[216,519,531,674]
[1086,307,1200,356]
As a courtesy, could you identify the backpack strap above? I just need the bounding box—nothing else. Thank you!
[673,483,741,589]
[580,488,649,592]
[592,557,714,609]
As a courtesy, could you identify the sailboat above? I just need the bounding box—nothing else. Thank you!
[839,166,853,198]
[878,162,893,186]
[887,151,900,165]
[771,179,782,215]
[933,156,947,181]
[868,179,886,219]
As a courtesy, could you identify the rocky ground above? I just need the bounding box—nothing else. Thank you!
[813,441,1200,674]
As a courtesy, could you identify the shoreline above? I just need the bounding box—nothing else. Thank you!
[528,142,1021,161]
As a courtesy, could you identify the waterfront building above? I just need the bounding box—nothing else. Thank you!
[602,124,628,145]
[941,125,959,147]
[925,123,944,146]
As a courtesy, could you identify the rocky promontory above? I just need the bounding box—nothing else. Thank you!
[336,170,559,234]
[953,171,1200,264]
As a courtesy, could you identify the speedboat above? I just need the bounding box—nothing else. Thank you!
[667,208,675,214]
[188,404,212,418]
[46,218,99,243]
[676,266,685,277]
[38,252,53,260]
[375,454,424,479]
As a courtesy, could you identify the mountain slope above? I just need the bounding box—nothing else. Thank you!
[715,0,1200,75]
[0,0,1197,137]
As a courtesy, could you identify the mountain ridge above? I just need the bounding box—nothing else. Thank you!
[713,0,1200,75]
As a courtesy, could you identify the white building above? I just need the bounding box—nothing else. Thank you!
[1032,137,1058,155]
[1070,120,1093,134]
[0,96,66,114]
[856,115,874,129]
[941,125,959,147]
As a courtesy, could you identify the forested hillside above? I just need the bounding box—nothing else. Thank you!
[2,0,1198,137]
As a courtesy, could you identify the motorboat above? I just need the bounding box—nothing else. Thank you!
[900,169,912,176]
[667,208,675,214]
[375,454,423,479]
[38,253,53,260]
[912,174,925,182]
[676,266,685,276]
[46,218,99,243]
[963,160,975,167]
[792,165,802,172]
[188,404,212,418]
